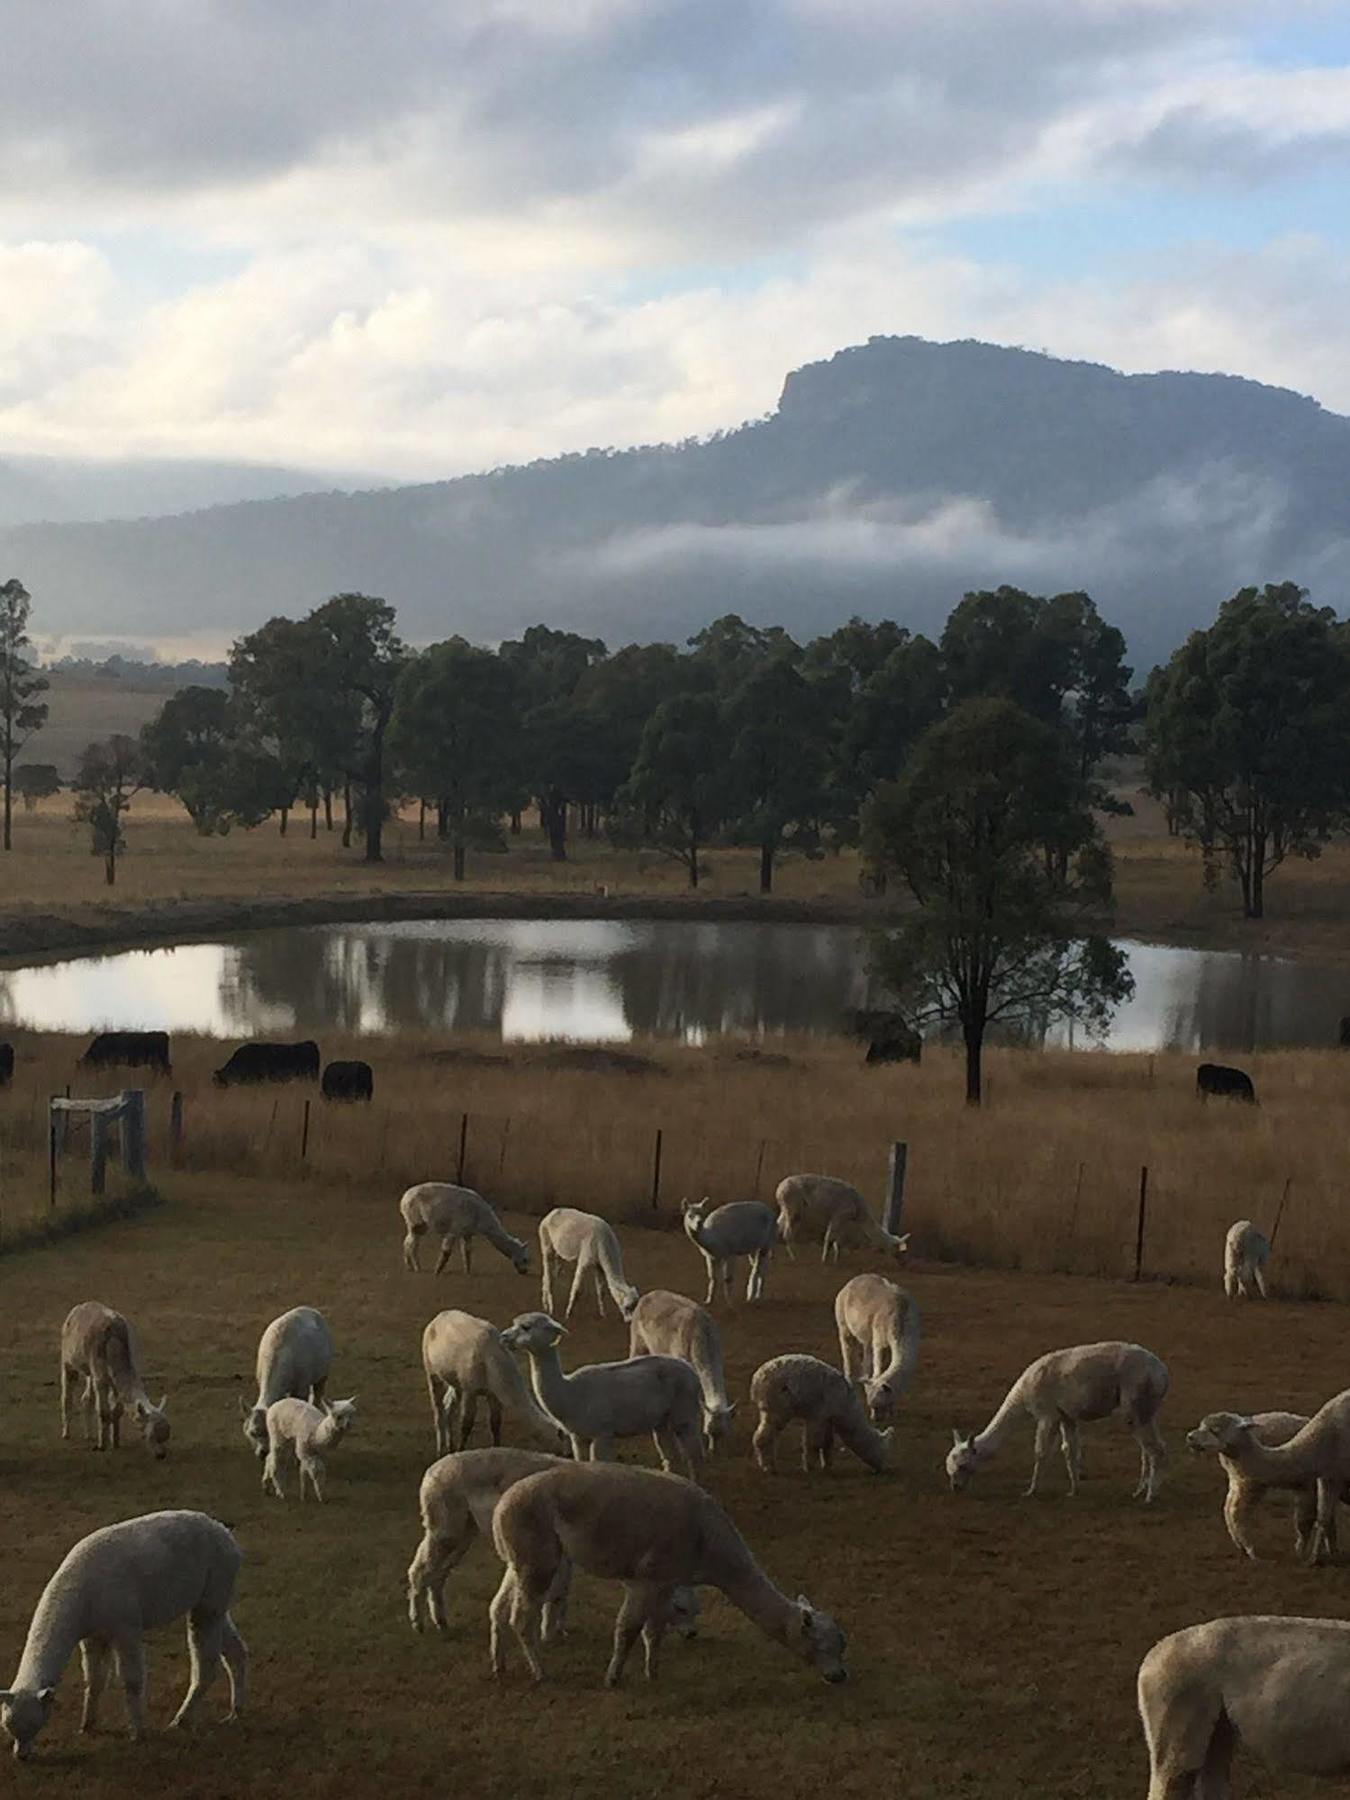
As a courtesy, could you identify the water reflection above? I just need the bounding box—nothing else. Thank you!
[0,919,1343,1051]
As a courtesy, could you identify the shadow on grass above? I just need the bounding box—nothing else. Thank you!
[0,1184,163,1260]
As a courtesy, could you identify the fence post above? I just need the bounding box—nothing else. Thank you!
[650,1129,663,1211]
[48,1101,57,1208]
[883,1141,908,1236]
[91,1113,109,1196]
[1269,1176,1292,1250]
[1133,1165,1149,1280]
[120,1090,147,1183]
[170,1091,184,1166]
[456,1112,469,1184]
[752,1138,766,1199]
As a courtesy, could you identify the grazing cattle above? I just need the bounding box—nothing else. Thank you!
[1196,1062,1256,1104]
[321,1059,374,1103]
[1340,1016,1350,1049]
[0,1042,13,1087]
[213,1040,321,1087]
[853,1010,921,1065]
[80,1030,171,1075]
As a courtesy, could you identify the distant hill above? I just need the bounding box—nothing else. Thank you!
[4,337,1349,669]
[0,454,384,528]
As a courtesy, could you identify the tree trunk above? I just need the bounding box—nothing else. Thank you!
[510,809,521,836]
[437,797,450,840]
[2,744,12,851]
[324,788,333,831]
[1250,842,1265,920]
[689,838,700,889]
[540,792,567,863]
[105,849,116,886]
[418,798,426,842]
[310,801,318,840]
[342,780,353,849]
[453,841,466,881]
[759,841,774,894]
[963,1026,984,1106]
[279,806,288,837]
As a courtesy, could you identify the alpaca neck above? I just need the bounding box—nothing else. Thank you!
[693,1327,731,1411]
[595,1233,630,1303]
[14,1581,84,1693]
[480,1215,521,1259]
[836,1397,888,1469]
[683,1214,710,1253]
[707,1540,799,1650]
[524,1344,571,1418]
[498,1344,562,1440]
[1234,1433,1322,1483]
[974,1383,1028,1459]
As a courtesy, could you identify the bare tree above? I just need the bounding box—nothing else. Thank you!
[73,735,147,886]
[0,578,49,850]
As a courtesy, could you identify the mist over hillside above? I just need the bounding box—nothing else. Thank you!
[0,455,384,528]
[3,336,1348,670]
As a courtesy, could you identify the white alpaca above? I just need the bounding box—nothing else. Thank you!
[261,1397,357,1502]
[399,1181,531,1276]
[1224,1219,1270,1299]
[834,1273,921,1424]
[59,1302,169,1458]
[680,1197,776,1304]
[1185,1398,1350,1564]
[501,1311,704,1479]
[488,1461,848,1688]
[750,1354,894,1475]
[946,1341,1169,1501]
[240,1305,333,1459]
[0,1511,246,1761]
[627,1289,736,1453]
[421,1310,567,1455]
[405,1445,699,1643]
[773,1173,909,1264]
[538,1208,640,1319]
[1138,1616,1350,1795]
[1186,1409,1350,1562]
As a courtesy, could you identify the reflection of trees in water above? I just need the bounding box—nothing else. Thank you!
[616,924,872,1038]
[1163,953,1347,1054]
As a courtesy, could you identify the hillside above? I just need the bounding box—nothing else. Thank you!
[0,454,384,529]
[4,337,1349,667]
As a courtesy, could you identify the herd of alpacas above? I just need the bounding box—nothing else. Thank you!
[0,1176,1330,1794]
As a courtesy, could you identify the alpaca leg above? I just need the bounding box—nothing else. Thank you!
[752,1412,780,1473]
[458,1391,479,1449]
[673,1419,705,1484]
[564,1259,587,1321]
[721,1259,734,1307]
[1223,1265,1237,1298]
[702,1253,716,1307]
[1253,1262,1268,1299]
[1310,1477,1338,1563]
[1135,1420,1167,1502]
[508,1575,547,1683]
[462,1236,474,1274]
[60,1364,80,1440]
[488,1394,503,1446]
[1294,1489,1317,1562]
[434,1234,454,1274]
[170,1608,225,1729]
[1026,1415,1057,1496]
[593,1263,607,1318]
[440,1387,463,1455]
[1059,1421,1082,1495]
[745,1252,761,1302]
[542,1560,573,1644]
[781,1219,797,1260]
[1140,1668,1226,1800]
[1223,1481,1262,1559]
[653,1425,678,1473]
[540,1244,556,1316]
[301,1453,326,1502]
[605,1584,656,1689]
[590,1435,614,1462]
[568,1433,588,1462]
[404,1225,424,1270]
[427,1372,449,1454]
[311,1376,327,1407]
[80,1638,112,1734]
[219,1616,247,1719]
[113,1634,148,1741]
[839,1327,863,1388]
[803,1420,830,1474]
[408,1526,473,1634]
[109,1396,123,1450]
[262,1446,283,1497]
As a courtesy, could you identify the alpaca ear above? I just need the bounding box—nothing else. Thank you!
[951,1427,966,1447]
[727,1402,738,1417]
[238,1397,249,1418]
[796,1595,815,1630]
[157,1394,168,1412]
[897,1234,910,1251]
[38,1688,55,1707]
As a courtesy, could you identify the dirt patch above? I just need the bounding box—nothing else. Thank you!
[522,1044,664,1076]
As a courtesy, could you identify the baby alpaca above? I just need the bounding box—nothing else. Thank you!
[240,1305,333,1459]
[261,1397,357,1502]
[538,1208,640,1319]
[750,1354,893,1474]
[1224,1219,1271,1299]
[834,1272,921,1424]
[0,1510,246,1761]
[60,1302,169,1458]
[1139,1616,1350,1796]
[400,1181,531,1276]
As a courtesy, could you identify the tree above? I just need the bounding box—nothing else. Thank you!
[13,763,60,812]
[1145,583,1350,919]
[863,699,1133,1104]
[72,735,147,886]
[309,594,405,862]
[140,686,273,835]
[618,692,731,888]
[0,578,49,850]
[499,625,607,860]
[723,650,831,892]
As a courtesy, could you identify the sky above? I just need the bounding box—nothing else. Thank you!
[4,0,1350,482]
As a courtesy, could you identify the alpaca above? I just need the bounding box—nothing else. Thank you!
[239,1305,333,1459]
[680,1198,776,1304]
[749,1354,893,1474]
[500,1311,704,1479]
[261,1397,357,1502]
[946,1341,1169,1501]
[487,1461,848,1688]
[0,1511,246,1760]
[773,1174,908,1264]
[399,1182,530,1276]
[1186,1409,1350,1561]
[627,1289,735,1452]
[1138,1616,1350,1795]
[60,1302,169,1458]
[421,1310,567,1455]
[834,1272,921,1424]
[405,1445,700,1644]
[1186,1397,1350,1564]
[538,1208,640,1319]
[1224,1220,1270,1299]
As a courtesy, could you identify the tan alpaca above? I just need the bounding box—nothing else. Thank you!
[1139,1616,1350,1795]
[1223,1219,1270,1299]
[488,1461,848,1688]
[399,1182,531,1276]
[421,1311,567,1455]
[538,1208,639,1319]
[1184,1409,1350,1560]
[627,1290,735,1452]
[750,1354,893,1474]
[1187,1397,1350,1563]
[59,1303,169,1458]
[773,1174,908,1263]
[946,1341,1168,1501]
[834,1273,921,1423]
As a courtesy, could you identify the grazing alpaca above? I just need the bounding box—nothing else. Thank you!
[501,1312,704,1480]
[834,1273,921,1423]
[261,1397,357,1502]
[680,1198,776,1304]
[627,1289,735,1453]
[538,1208,640,1319]
[239,1305,332,1459]
[422,1310,567,1455]
[749,1354,893,1475]
[1186,1398,1350,1563]
[399,1182,531,1276]
[406,1446,699,1643]
[1223,1220,1270,1299]
[1186,1409,1350,1561]
[773,1174,908,1264]
[488,1461,848,1688]
[1138,1616,1350,1796]
[60,1303,169,1458]
[0,1511,246,1760]
[946,1341,1169,1501]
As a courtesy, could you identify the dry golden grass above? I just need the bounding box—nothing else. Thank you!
[4,1030,1348,1301]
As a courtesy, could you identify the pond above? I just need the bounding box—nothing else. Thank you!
[0,917,1343,1053]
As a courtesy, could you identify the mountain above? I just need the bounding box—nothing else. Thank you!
[0,455,385,528]
[3,336,1348,669]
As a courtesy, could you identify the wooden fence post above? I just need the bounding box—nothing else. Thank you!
[120,1090,146,1183]
[1133,1165,1149,1280]
[300,1099,311,1164]
[170,1091,184,1166]
[883,1141,908,1236]
[91,1114,109,1196]
[752,1139,766,1199]
[456,1112,469,1184]
[48,1102,57,1208]
[1269,1177,1292,1250]
[650,1129,663,1211]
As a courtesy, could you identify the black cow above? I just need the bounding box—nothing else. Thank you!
[1340,1016,1350,1049]
[853,1009,922,1066]
[213,1039,321,1087]
[0,1042,13,1087]
[80,1030,172,1074]
[321,1059,374,1102]
[1197,1062,1256,1104]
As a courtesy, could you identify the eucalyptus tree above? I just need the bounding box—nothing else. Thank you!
[0,577,49,850]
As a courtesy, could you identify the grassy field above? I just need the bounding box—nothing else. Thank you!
[1,1167,1347,1797]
